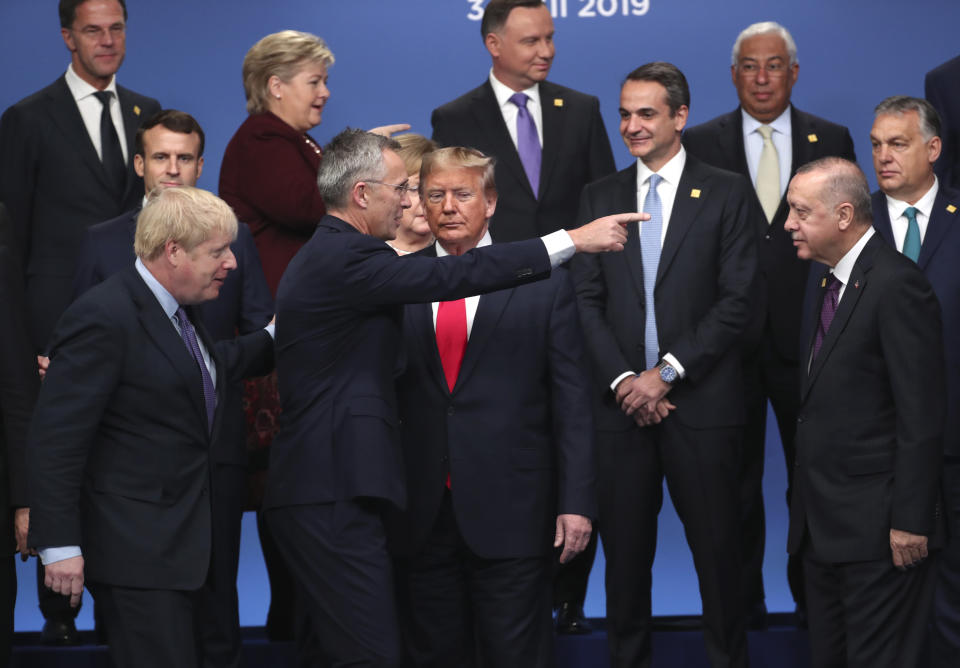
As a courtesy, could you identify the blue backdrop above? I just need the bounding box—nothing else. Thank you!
[3,0,958,631]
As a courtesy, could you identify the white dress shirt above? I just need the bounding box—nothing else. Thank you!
[885,178,939,252]
[742,106,792,197]
[430,230,493,334]
[489,69,544,149]
[64,63,129,163]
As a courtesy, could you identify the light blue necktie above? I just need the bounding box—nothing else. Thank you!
[902,206,921,262]
[641,174,663,370]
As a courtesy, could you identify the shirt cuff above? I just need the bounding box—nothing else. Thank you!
[39,546,82,565]
[662,352,686,379]
[542,230,575,267]
[264,322,276,339]
[610,371,636,392]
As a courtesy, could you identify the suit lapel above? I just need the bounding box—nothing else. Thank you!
[46,76,112,192]
[117,87,145,203]
[473,82,536,199]
[722,109,751,177]
[871,191,896,247]
[616,165,648,301]
[455,287,514,390]
[538,81,564,200]
[917,187,959,269]
[656,159,707,284]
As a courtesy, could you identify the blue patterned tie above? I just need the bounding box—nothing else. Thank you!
[175,307,216,433]
[641,174,663,370]
[509,92,541,195]
[902,206,921,262]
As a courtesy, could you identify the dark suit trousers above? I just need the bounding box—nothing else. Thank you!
[265,500,402,668]
[552,531,597,608]
[597,421,748,668]
[0,555,14,661]
[740,336,803,609]
[393,490,554,668]
[88,582,204,668]
[932,455,960,668]
[803,546,936,668]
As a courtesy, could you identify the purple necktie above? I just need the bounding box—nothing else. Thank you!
[176,306,216,433]
[812,274,841,362]
[509,92,541,196]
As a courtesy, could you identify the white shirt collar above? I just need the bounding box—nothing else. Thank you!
[64,63,119,103]
[636,146,687,188]
[884,177,939,220]
[831,227,875,287]
[489,69,541,111]
[435,229,492,256]
[742,105,792,137]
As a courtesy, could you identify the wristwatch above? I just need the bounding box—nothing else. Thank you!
[656,359,678,385]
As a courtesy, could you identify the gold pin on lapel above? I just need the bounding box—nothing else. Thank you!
[690,188,701,198]
[821,277,827,288]
[948,204,957,214]
[554,98,563,107]
[134,105,141,116]
[807,133,818,143]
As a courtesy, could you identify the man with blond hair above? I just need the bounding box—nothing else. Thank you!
[27,186,274,668]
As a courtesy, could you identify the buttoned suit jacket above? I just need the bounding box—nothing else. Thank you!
[263,215,553,513]
[388,250,596,559]
[682,106,855,359]
[0,75,160,351]
[927,55,960,191]
[571,156,758,430]
[26,266,274,590]
[871,186,960,456]
[788,235,945,562]
[431,80,616,241]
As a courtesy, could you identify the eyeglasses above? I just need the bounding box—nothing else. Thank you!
[365,179,410,196]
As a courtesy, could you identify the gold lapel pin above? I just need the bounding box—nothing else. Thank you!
[690,188,701,198]
[133,105,141,116]
[807,133,818,143]
[948,204,957,214]
[554,98,563,107]
[821,277,827,288]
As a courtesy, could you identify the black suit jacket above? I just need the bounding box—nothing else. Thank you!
[682,106,855,360]
[571,155,758,430]
[388,249,596,559]
[927,55,960,191]
[431,80,615,241]
[0,75,160,351]
[26,267,273,589]
[0,204,38,557]
[71,208,274,467]
[788,234,945,562]
[871,185,960,456]
[263,215,553,512]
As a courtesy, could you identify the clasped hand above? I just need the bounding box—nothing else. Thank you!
[615,369,675,427]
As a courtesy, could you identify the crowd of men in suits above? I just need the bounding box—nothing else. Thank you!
[0,0,958,667]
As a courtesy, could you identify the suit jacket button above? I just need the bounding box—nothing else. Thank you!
[764,234,771,241]
[797,415,804,423]
[447,406,455,416]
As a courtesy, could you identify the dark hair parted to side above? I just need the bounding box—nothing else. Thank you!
[316,129,401,210]
[874,95,942,141]
[797,157,873,226]
[480,0,545,39]
[623,62,690,117]
[135,109,206,158]
[59,0,127,28]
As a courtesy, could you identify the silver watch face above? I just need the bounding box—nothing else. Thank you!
[659,364,678,384]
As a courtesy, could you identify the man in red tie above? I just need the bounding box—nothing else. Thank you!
[386,146,596,668]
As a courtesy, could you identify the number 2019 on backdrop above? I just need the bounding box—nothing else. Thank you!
[466,0,651,21]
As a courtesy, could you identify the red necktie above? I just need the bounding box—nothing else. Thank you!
[436,299,467,392]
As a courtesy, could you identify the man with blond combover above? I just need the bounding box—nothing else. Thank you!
[387,147,596,666]
[867,96,960,668]
[262,129,636,667]
[786,157,944,667]
[26,187,274,668]
[682,22,856,624]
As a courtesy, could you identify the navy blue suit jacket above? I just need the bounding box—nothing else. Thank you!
[71,208,274,467]
[871,185,960,455]
[263,215,553,512]
[388,247,596,559]
[927,55,960,191]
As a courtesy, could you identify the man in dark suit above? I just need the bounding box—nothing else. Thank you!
[926,55,960,191]
[387,147,596,667]
[571,62,757,668]
[0,0,159,642]
[431,0,615,631]
[0,203,40,661]
[867,95,960,668]
[69,110,273,668]
[261,128,636,667]
[785,157,944,667]
[26,186,275,668]
[682,21,856,624]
